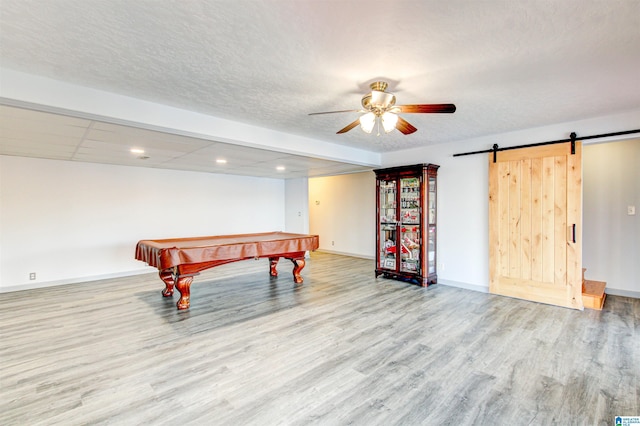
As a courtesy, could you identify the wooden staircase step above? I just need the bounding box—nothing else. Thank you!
[582,279,606,310]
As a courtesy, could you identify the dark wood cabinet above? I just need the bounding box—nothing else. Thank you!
[374,163,438,286]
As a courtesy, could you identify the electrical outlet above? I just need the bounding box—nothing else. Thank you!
[331,241,335,246]
[29,272,36,280]
[628,205,636,215]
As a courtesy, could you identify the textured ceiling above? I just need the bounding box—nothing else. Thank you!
[1,0,639,177]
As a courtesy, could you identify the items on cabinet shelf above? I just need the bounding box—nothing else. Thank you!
[374,163,439,286]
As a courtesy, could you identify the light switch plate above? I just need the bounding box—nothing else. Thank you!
[628,205,636,215]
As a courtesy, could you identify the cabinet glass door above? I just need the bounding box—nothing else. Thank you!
[427,176,436,274]
[379,179,397,270]
[428,226,436,274]
[399,177,421,274]
[428,176,436,225]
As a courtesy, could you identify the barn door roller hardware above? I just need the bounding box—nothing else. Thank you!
[454,128,640,163]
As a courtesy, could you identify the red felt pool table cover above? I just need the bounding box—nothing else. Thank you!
[135,231,319,270]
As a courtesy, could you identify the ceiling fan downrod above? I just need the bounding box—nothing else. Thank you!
[369,81,388,92]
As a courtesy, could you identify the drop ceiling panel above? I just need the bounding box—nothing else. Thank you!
[0,104,374,179]
[2,117,89,143]
[84,125,214,152]
[1,146,76,159]
[78,139,194,160]
[201,144,291,162]
[167,154,257,168]
[1,121,84,144]
[152,163,231,174]
[79,139,135,152]
[0,105,90,126]
[270,156,340,168]
[241,162,297,173]
[73,149,176,166]
[226,166,299,179]
[1,134,79,149]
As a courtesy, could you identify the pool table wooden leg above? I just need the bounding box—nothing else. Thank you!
[269,257,280,277]
[290,257,306,283]
[175,275,194,310]
[159,270,175,297]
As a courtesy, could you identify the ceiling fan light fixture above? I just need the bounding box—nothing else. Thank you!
[359,112,376,133]
[309,80,456,136]
[382,111,398,133]
[371,91,396,109]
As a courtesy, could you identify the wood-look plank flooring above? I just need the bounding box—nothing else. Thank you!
[1,252,638,425]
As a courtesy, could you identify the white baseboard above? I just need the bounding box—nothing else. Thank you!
[315,249,374,260]
[605,288,640,299]
[0,268,154,293]
[437,279,490,294]
[438,279,639,299]
[3,257,636,301]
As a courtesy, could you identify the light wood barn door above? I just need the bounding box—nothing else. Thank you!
[489,142,583,309]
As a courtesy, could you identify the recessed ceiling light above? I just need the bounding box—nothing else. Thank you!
[130,148,145,154]
[276,166,285,171]
[216,158,227,164]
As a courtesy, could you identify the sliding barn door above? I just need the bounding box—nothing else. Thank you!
[489,142,583,309]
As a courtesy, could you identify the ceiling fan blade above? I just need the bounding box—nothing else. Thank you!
[308,109,359,116]
[397,104,456,114]
[336,119,361,134]
[396,116,417,135]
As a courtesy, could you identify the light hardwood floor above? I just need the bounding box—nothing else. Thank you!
[1,252,638,425]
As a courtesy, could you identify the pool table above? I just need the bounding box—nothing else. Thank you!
[135,231,319,310]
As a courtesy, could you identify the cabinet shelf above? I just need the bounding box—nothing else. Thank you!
[374,163,439,287]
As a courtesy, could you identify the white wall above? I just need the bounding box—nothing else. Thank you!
[583,139,639,296]
[309,109,640,297]
[3,108,638,297]
[382,111,640,296]
[284,178,309,234]
[382,143,491,292]
[309,172,376,259]
[0,155,285,291]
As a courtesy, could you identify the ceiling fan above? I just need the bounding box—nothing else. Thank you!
[309,81,456,135]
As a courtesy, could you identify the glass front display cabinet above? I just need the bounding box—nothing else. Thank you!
[374,163,438,286]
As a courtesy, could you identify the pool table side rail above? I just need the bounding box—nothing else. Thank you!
[135,232,319,271]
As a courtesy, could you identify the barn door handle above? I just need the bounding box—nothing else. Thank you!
[571,224,576,243]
